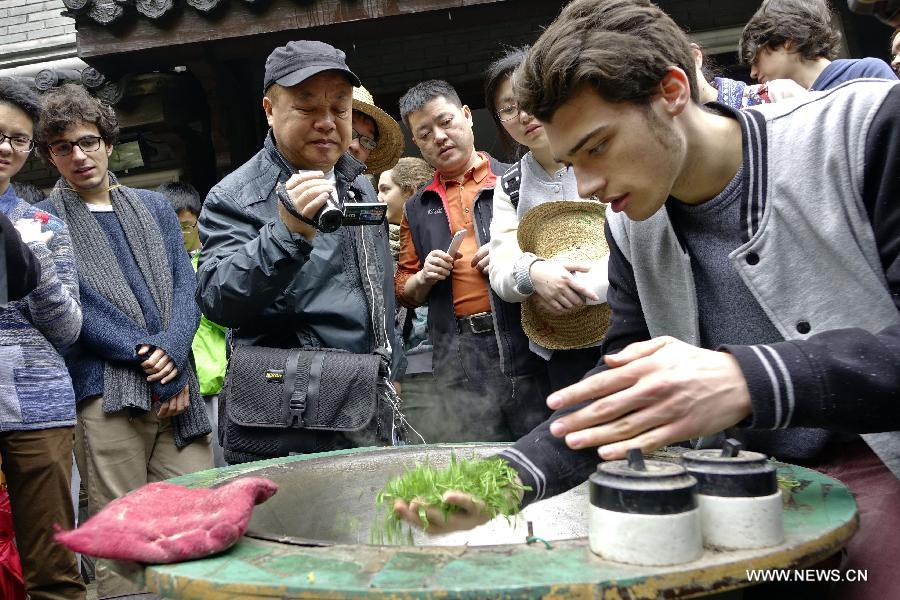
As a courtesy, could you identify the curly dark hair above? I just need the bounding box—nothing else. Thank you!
[513,0,698,124]
[36,83,119,155]
[739,0,841,65]
[484,47,529,161]
[0,77,41,128]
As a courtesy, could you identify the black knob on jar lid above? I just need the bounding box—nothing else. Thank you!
[681,439,777,497]
[590,449,697,515]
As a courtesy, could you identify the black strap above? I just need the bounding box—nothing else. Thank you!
[306,351,326,419]
[500,160,522,210]
[275,182,320,228]
[283,349,302,426]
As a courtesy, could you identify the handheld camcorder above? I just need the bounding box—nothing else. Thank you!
[275,180,386,233]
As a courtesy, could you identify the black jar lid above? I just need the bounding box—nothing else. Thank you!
[681,439,778,498]
[589,449,698,515]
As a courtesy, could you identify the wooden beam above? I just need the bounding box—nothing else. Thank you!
[77,0,506,59]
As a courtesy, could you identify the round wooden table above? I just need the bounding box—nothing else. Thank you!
[116,444,858,599]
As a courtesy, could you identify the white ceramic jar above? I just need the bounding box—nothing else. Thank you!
[588,450,702,566]
[681,440,784,550]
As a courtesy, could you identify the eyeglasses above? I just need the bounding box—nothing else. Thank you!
[352,129,377,151]
[496,103,522,123]
[47,135,103,157]
[0,133,35,153]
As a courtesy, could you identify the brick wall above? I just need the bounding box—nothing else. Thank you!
[0,0,76,69]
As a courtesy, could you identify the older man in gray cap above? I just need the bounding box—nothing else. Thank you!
[198,40,405,463]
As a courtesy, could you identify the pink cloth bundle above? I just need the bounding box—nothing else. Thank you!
[54,477,277,563]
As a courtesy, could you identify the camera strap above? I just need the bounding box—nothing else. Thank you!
[275,181,320,229]
[271,148,330,230]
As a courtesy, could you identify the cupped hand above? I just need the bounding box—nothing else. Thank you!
[529,260,598,315]
[546,336,752,460]
[157,384,190,418]
[278,171,335,241]
[137,345,179,384]
[471,243,490,274]
[419,249,457,284]
[393,490,493,534]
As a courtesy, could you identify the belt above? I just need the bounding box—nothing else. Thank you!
[456,312,494,335]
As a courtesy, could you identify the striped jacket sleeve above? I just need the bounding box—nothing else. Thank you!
[723,85,900,434]
[25,220,81,349]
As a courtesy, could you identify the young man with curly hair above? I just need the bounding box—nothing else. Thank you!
[740,0,896,90]
[35,84,212,597]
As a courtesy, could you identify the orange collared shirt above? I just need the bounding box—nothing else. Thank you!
[395,152,496,316]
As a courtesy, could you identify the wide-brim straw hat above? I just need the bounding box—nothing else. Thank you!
[352,86,403,175]
[517,199,612,350]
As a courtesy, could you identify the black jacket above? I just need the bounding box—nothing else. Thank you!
[197,132,404,376]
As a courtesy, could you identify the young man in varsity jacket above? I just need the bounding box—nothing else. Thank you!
[395,1,900,595]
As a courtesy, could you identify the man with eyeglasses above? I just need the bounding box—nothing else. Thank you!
[0,77,86,599]
[347,86,403,175]
[35,84,212,597]
[394,79,551,442]
[197,40,404,462]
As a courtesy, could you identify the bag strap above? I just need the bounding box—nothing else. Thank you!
[500,160,522,210]
[284,349,303,427]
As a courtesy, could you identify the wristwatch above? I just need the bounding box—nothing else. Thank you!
[513,253,543,296]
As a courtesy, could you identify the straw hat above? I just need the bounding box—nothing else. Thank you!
[517,199,612,350]
[352,86,403,175]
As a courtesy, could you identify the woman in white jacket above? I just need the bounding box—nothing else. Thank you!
[487,48,609,390]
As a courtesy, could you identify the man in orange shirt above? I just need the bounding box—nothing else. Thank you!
[395,80,551,442]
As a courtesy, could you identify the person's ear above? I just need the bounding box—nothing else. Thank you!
[262,95,275,128]
[657,67,692,116]
[106,143,113,157]
[462,105,473,127]
[690,43,703,70]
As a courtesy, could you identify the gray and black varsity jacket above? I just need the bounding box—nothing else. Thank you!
[501,79,900,505]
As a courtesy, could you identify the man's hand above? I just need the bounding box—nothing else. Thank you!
[529,260,598,315]
[418,249,458,285]
[137,345,179,384]
[277,171,335,242]
[157,384,190,419]
[546,337,752,460]
[14,219,53,246]
[471,243,490,274]
[393,491,493,534]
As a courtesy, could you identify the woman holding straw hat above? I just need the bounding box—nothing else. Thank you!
[486,47,612,391]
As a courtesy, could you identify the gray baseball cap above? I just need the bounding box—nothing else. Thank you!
[263,40,361,94]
